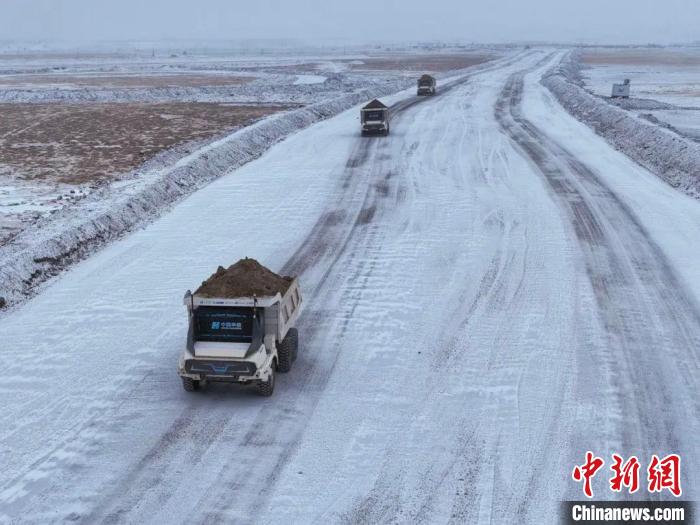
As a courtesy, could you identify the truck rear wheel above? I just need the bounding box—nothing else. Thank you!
[289,327,299,362]
[256,365,275,397]
[284,327,299,363]
[182,377,199,392]
[277,328,298,373]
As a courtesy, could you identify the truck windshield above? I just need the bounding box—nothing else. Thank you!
[194,306,256,343]
[363,110,384,122]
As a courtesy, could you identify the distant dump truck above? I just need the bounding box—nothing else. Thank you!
[361,99,390,136]
[612,79,631,98]
[417,74,436,96]
[178,258,302,396]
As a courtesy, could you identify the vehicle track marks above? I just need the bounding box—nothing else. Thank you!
[495,64,700,507]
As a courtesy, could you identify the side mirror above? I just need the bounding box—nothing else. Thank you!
[183,290,193,312]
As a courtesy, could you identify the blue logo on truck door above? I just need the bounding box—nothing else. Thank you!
[195,307,255,343]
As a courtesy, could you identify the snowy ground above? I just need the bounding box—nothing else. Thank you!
[580,47,700,140]
[582,62,700,107]
[0,48,498,248]
[642,108,700,141]
[0,50,698,524]
[0,49,496,104]
[0,180,89,242]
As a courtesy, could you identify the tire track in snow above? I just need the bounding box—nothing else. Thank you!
[0,52,535,524]
[79,59,510,525]
[335,65,542,525]
[338,53,580,524]
[495,64,700,506]
[189,91,442,525]
[188,58,540,524]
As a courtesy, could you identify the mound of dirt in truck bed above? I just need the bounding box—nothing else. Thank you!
[195,258,293,298]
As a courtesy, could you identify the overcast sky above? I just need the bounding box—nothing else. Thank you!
[2,0,698,45]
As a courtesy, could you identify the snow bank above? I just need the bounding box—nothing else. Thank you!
[542,52,700,200]
[0,80,411,308]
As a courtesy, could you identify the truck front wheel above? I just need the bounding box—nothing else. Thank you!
[182,377,200,392]
[256,365,276,397]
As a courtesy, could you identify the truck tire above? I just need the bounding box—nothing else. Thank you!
[277,328,298,373]
[289,327,299,362]
[256,364,275,397]
[182,377,199,392]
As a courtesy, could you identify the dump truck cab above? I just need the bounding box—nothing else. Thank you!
[417,74,436,96]
[361,99,390,136]
[178,259,302,396]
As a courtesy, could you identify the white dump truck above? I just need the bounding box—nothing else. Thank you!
[178,258,302,396]
[612,79,631,98]
[361,99,390,136]
[417,74,436,96]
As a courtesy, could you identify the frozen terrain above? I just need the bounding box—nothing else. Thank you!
[0,50,698,524]
[0,48,496,104]
[544,51,700,201]
[583,61,700,107]
[0,47,498,252]
[580,47,700,141]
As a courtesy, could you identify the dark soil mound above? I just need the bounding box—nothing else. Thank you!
[195,258,293,298]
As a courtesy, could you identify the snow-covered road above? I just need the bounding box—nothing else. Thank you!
[0,51,698,524]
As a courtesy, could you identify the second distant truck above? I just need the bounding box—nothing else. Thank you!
[417,74,436,96]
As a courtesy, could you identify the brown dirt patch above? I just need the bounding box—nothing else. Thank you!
[582,49,700,67]
[0,74,253,88]
[196,258,293,298]
[0,102,285,184]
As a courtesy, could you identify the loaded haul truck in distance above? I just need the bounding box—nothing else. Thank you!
[178,258,302,396]
[361,99,390,136]
[417,74,436,96]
